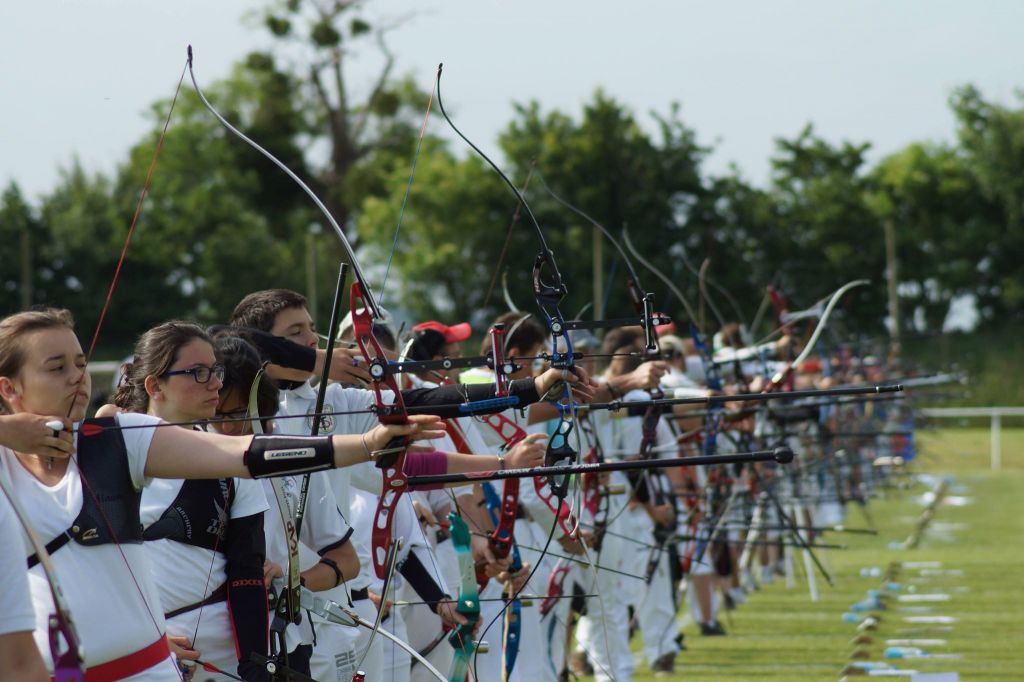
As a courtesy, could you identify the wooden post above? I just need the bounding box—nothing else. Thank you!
[991,412,1002,472]
[19,223,32,309]
[884,219,900,360]
[593,225,604,322]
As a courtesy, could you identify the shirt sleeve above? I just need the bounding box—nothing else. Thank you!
[116,412,163,489]
[300,473,352,555]
[230,478,270,519]
[460,418,492,456]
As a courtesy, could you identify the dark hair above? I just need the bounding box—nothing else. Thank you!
[601,327,643,356]
[719,323,743,349]
[482,312,546,356]
[605,339,645,376]
[214,334,279,427]
[112,321,212,413]
[230,289,308,332]
[371,322,397,353]
[0,308,76,413]
[407,328,447,361]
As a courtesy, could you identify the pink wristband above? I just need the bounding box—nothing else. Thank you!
[403,451,449,489]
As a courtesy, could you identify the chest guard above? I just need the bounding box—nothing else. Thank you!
[143,478,234,551]
[27,418,142,568]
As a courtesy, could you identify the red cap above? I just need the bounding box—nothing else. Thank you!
[655,321,677,337]
[799,359,822,373]
[413,320,472,343]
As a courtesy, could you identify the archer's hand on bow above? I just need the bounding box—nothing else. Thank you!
[775,333,794,356]
[647,502,676,528]
[534,365,598,403]
[436,598,477,633]
[413,499,441,530]
[363,415,447,452]
[500,562,531,593]
[621,360,670,393]
[558,530,594,556]
[318,346,373,385]
[0,414,74,458]
[263,560,284,589]
[472,534,511,578]
[369,589,393,620]
[504,432,547,469]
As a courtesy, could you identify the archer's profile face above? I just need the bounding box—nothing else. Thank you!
[149,339,223,422]
[0,327,91,422]
[272,306,319,350]
[211,387,252,437]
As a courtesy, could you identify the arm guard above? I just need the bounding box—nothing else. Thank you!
[243,434,335,478]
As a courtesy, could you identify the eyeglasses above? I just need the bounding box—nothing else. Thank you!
[162,364,226,384]
[212,408,250,422]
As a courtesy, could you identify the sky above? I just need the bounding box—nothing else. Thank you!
[2,1,1023,202]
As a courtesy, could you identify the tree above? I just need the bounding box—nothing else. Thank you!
[356,138,512,324]
[871,142,997,333]
[498,93,714,329]
[255,0,429,238]
[355,92,718,328]
[759,125,886,333]
[0,182,41,313]
[949,85,1024,324]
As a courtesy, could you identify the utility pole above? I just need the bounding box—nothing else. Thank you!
[884,219,900,362]
[307,223,322,324]
[19,222,31,309]
[592,225,604,321]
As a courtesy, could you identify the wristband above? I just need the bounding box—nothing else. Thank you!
[606,381,623,400]
[497,454,506,470]
[319,557,344,588]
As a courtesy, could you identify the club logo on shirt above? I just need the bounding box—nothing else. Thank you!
[307,402,335,433]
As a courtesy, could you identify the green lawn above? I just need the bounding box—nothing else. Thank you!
[581,428,1024,680]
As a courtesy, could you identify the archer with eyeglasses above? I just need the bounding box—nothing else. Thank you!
[102,321,276,681]
[161,363,226,385]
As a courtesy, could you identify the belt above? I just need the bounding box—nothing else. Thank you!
[351,587,369,601]
[51,635,170,682]
[165,583,227,619]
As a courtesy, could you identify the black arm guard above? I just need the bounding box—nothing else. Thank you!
[243,434,335,478]
[400,551,448,613]
[224,512,270,678]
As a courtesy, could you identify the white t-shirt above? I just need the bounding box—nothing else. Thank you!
[0,491,36,636]
[276,381,384,593]
[141,475,268,612]
[460,369,569,533]
[278,381,383,500]
[349,488,445,596]
[262,471,352,647]
[0,412,179,679]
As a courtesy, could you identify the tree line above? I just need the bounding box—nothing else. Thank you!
[2,1,1022,355]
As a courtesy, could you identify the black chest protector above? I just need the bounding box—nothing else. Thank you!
[27,417,142,568]
[143,477,234,551]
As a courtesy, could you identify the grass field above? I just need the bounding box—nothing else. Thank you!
[580,428,1024,681]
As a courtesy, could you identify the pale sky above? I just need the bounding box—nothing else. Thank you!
[2,1,1022,202]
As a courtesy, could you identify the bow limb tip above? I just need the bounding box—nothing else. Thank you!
[187,45,193,64]
[437,62,443,76]
[773,447,794,464]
